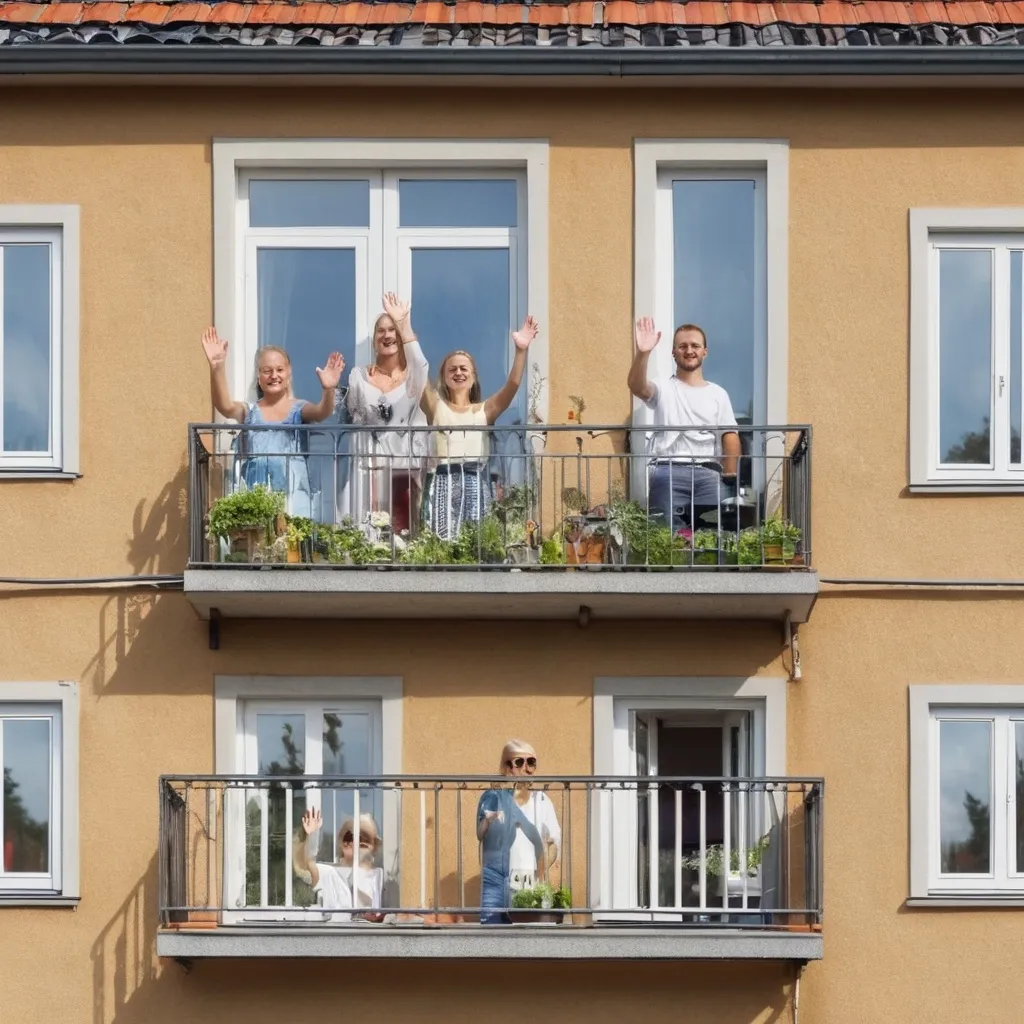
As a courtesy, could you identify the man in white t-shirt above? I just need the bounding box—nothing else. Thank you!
[627,317,740,531]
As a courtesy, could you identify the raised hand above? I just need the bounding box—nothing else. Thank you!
[634,316,661,353]
[316,352,345,391]
[382,292,411,326]
[201,326,229,369]
[301,807,323,836]
[512,315,539,351]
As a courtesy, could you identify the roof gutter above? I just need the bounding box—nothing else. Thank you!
[3,45,1024,78]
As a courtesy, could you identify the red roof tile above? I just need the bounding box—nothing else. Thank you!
[2,0,1024,30]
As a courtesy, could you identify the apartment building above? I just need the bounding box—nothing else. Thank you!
[2,4,1024,1022]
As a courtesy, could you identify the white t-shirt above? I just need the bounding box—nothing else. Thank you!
[644,377,738,461]
[314,862,383,922]
[508,792,561,888]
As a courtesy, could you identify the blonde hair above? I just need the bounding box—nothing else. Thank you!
[253,345,293,400]
[371,313,408,373]
[499,738,537,774]
[437,350,482,405]
[338,813,381,867]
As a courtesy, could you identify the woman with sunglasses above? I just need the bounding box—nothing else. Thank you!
[476,739,561,924]
[345,293,430,536]
[294,807,384,922]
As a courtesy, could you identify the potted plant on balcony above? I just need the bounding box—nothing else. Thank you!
[761,518,801,566]
[605,493,648,565]
[206,485,286,563]
[562,488,607,565]
[682,833,770,904]
[285,515,315,563]
[509,882,573,924]
[630,526,691,568]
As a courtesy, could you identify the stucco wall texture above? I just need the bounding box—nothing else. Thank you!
[3,84,1024,1022]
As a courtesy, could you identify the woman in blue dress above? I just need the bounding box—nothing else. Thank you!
[201,327,344,516]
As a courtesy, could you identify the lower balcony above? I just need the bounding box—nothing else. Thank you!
[184,423,817,623]
[157,773,823,962]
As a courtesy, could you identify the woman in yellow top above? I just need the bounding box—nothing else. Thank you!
[419,315,538,540]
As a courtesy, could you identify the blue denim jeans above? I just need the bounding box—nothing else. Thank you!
[648,463,722,532]
[480,863,510,925]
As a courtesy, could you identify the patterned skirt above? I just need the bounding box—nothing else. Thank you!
[423,462,492,540]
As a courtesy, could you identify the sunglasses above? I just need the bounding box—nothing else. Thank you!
[342,832,376,845]
[506,756,537,770]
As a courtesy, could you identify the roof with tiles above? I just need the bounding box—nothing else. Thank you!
[2,0,1024,47]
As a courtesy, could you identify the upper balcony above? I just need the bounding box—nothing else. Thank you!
[157,773,823,962]
[183,424,817,623]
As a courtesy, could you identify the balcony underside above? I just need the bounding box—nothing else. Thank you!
[183,568,819,622]
[157,924,823,962]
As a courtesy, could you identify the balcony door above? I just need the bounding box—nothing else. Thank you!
[224,699,387,921]
[605,697,766,918]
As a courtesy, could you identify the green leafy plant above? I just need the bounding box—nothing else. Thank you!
[510,882,572,910]
[399,530,457,566]
[630,526,691,567]
[318,520,386,565]
[680,834,770,877]
[285,515,315,546]
[761,518,802,560]
[207,486,285,539]
[605,493,649,554]
[453,514,506,564]
[539,535,565,565]
[737,527,763,566]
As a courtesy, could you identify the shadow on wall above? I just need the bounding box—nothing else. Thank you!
[126,457,189,577]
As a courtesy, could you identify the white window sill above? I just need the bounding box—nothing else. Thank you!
[0,894,79,908]
[910,482,1024,494]
[906,896,1024,908]
[0,471,80,481]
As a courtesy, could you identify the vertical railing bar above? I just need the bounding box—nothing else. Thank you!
[739,784,748,910]
[352,786,361,912]
[698,785,707,911]
[259,786,268,908]
[284,786,294,908]
[722,785,731,911]
[419,788,427,909]
[456,785,464,910]
[433,783,440,911]
[674,786,682,911]
[564,782,571,902]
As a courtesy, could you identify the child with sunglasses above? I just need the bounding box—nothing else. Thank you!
[476,739,561,924]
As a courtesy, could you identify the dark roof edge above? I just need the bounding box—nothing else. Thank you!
[2,45,1024,77]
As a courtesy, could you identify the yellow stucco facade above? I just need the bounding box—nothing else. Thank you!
[3,83,1024,1022]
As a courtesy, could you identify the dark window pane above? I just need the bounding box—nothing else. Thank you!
[939,719,991,874]
[249,180,370,228]
[399,180,517,228]
[672,179,760,425]
[3,718,50,874]
[410,247,515,419]
[1016,722,1024,874]
[938,249,992,465]
[3,244,51,453]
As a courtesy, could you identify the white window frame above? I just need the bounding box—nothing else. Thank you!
[592,676,786,917]
[633,141,789,429]
[910,684,1024,902]
[214,676,402,913]
[213,141,548,419]
[0,207,79,477]
[0,682,79,905]
[910,209,1024,492]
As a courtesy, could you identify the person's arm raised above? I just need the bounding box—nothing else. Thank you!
[384,292,429,400]
[301,353,345,423]
[201,327,247,422]
[294,807,322,888]
[627,317,661,403]
[484,316,538,425]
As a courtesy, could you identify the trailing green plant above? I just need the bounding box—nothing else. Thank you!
[605,493,649,553]
[680,834,770,877]
[399,530,457,566]
[510,882,573,910]
[539,535,565,565]
[630,526,691,567]
[319,520,385,565]
[285,515,315,546]
[453,513,506,564]
[207,486,285,539]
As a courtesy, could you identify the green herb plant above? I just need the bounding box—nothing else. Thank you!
[207,486,285,539]
[510,882,573,910]
[680,834,770,877]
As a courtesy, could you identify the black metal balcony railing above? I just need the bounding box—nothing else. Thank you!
[159,775,823,931]
[187,424,812,571]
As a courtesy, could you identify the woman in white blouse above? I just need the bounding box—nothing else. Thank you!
[345,294,429,536]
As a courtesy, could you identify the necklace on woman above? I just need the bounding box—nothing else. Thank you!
[370,363,404,384]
